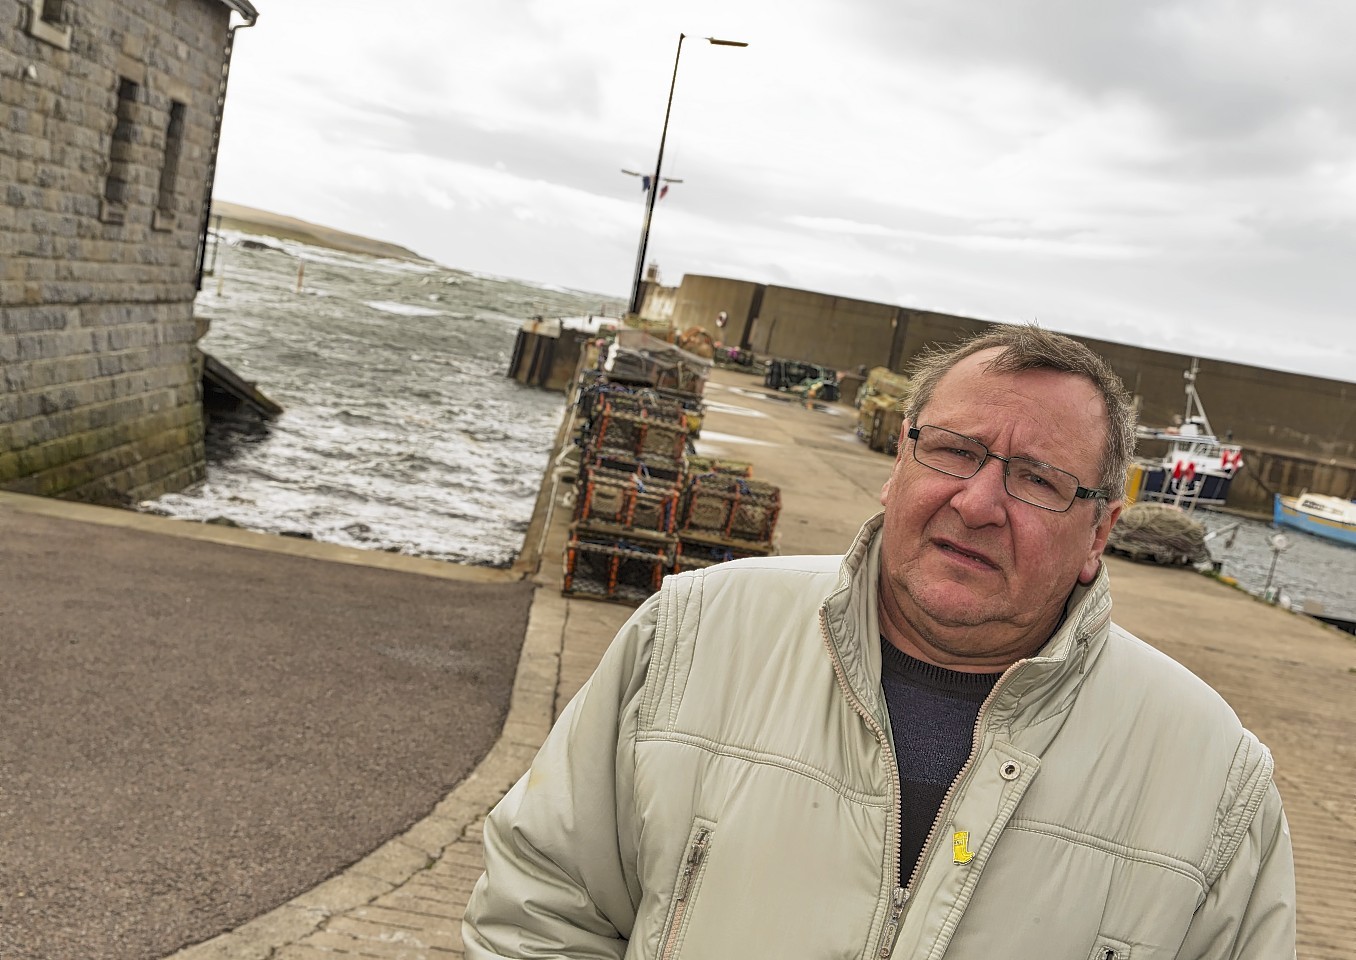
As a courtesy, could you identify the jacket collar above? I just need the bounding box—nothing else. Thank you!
[822,513,1114,726]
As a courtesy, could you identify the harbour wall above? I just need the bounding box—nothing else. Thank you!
[648,274,1356,512]
[0,0,239,503]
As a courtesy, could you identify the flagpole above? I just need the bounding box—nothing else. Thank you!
[627,33,686,318]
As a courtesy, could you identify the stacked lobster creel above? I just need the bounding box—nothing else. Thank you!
[563,378,691,605]
[673,473,780,574]
[561,358,785,604]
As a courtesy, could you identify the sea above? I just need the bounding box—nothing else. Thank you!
[1193,510,1355,623]
[145,231,621,567]
[143,232,1356,620]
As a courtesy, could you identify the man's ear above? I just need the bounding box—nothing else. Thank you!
[880,420,912,506]
[1079,500,1123,584]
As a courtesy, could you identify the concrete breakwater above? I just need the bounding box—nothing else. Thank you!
[635,273,1356,514]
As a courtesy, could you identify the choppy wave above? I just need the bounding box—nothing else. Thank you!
[144,232,623,566]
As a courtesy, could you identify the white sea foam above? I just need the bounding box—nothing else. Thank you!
[364,301,444,317]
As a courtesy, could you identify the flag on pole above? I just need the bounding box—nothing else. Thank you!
[641,175,651,193]
[659,183,669,199]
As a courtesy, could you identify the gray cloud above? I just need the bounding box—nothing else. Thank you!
[842,1,1356,158]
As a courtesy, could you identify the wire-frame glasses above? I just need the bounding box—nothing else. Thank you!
[907,425,1108,512]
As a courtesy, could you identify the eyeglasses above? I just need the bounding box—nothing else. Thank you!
[907,425,1108,513]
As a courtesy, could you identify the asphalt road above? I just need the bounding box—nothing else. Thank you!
[0,507,532,960]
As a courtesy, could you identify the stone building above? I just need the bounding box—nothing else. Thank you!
[1,0,257,503]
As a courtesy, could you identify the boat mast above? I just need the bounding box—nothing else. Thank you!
[1182,358,1216,437]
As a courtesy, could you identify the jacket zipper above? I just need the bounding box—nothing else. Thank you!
[660,827,711,960]
[896,609,1113,948]
[898,656,1020,900]
[823,590,1108,958]
[878,886,908,958]
[817,609,905,959]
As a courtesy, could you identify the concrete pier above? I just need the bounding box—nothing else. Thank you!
[2,365,1351,958]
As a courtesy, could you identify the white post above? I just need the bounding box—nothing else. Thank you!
[215,241,227,296]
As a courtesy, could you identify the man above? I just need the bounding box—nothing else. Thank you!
[464,327,1295,959]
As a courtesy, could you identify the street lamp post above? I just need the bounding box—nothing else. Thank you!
[627,33,747,317]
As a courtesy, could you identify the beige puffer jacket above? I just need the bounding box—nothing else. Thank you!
[464,514,1295,959]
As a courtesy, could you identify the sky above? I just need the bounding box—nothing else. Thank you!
[214,0,1356,382]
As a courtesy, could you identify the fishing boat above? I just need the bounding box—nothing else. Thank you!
[1273,492,1356,547]
[1127,360,1244,510]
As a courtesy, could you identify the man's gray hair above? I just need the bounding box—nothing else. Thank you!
[902,324,1137,510]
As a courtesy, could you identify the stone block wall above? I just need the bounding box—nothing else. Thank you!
[0,0,234,503]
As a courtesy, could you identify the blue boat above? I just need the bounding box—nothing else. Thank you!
[1273,493,1356,548]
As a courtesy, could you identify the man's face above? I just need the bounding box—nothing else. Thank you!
[877,349,1122,669]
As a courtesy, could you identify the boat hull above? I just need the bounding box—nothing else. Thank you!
[1274,495,1356,547]
[1129,464,1233,508]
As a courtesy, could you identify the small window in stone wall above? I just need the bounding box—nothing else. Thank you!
[153,100,187,231]
[27,0,73,49]
[101,77,139,225]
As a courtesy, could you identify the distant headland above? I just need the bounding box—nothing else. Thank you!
[210,200,430,263]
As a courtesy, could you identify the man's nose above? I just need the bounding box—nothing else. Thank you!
[949,456,1009,526]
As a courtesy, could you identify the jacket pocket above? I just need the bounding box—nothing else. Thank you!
[1087,934,1133,960]
[658,819,716,960]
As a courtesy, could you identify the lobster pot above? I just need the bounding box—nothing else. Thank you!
[588,455,684,488]
[604,347,708,395]
[674,538,768,574]
[575,466,680,535]
[600,391,688,424]
[562,536,671,605]
[618,388,705,438]
[685,456,753,479]
[576,374,705,439]
[681,475,782,545]
[588,406,689,467]
[575,373,626,423]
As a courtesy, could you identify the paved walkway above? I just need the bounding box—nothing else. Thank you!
[27,367,1351,959]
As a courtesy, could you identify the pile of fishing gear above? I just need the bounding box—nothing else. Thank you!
[1106,502,1211,567]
